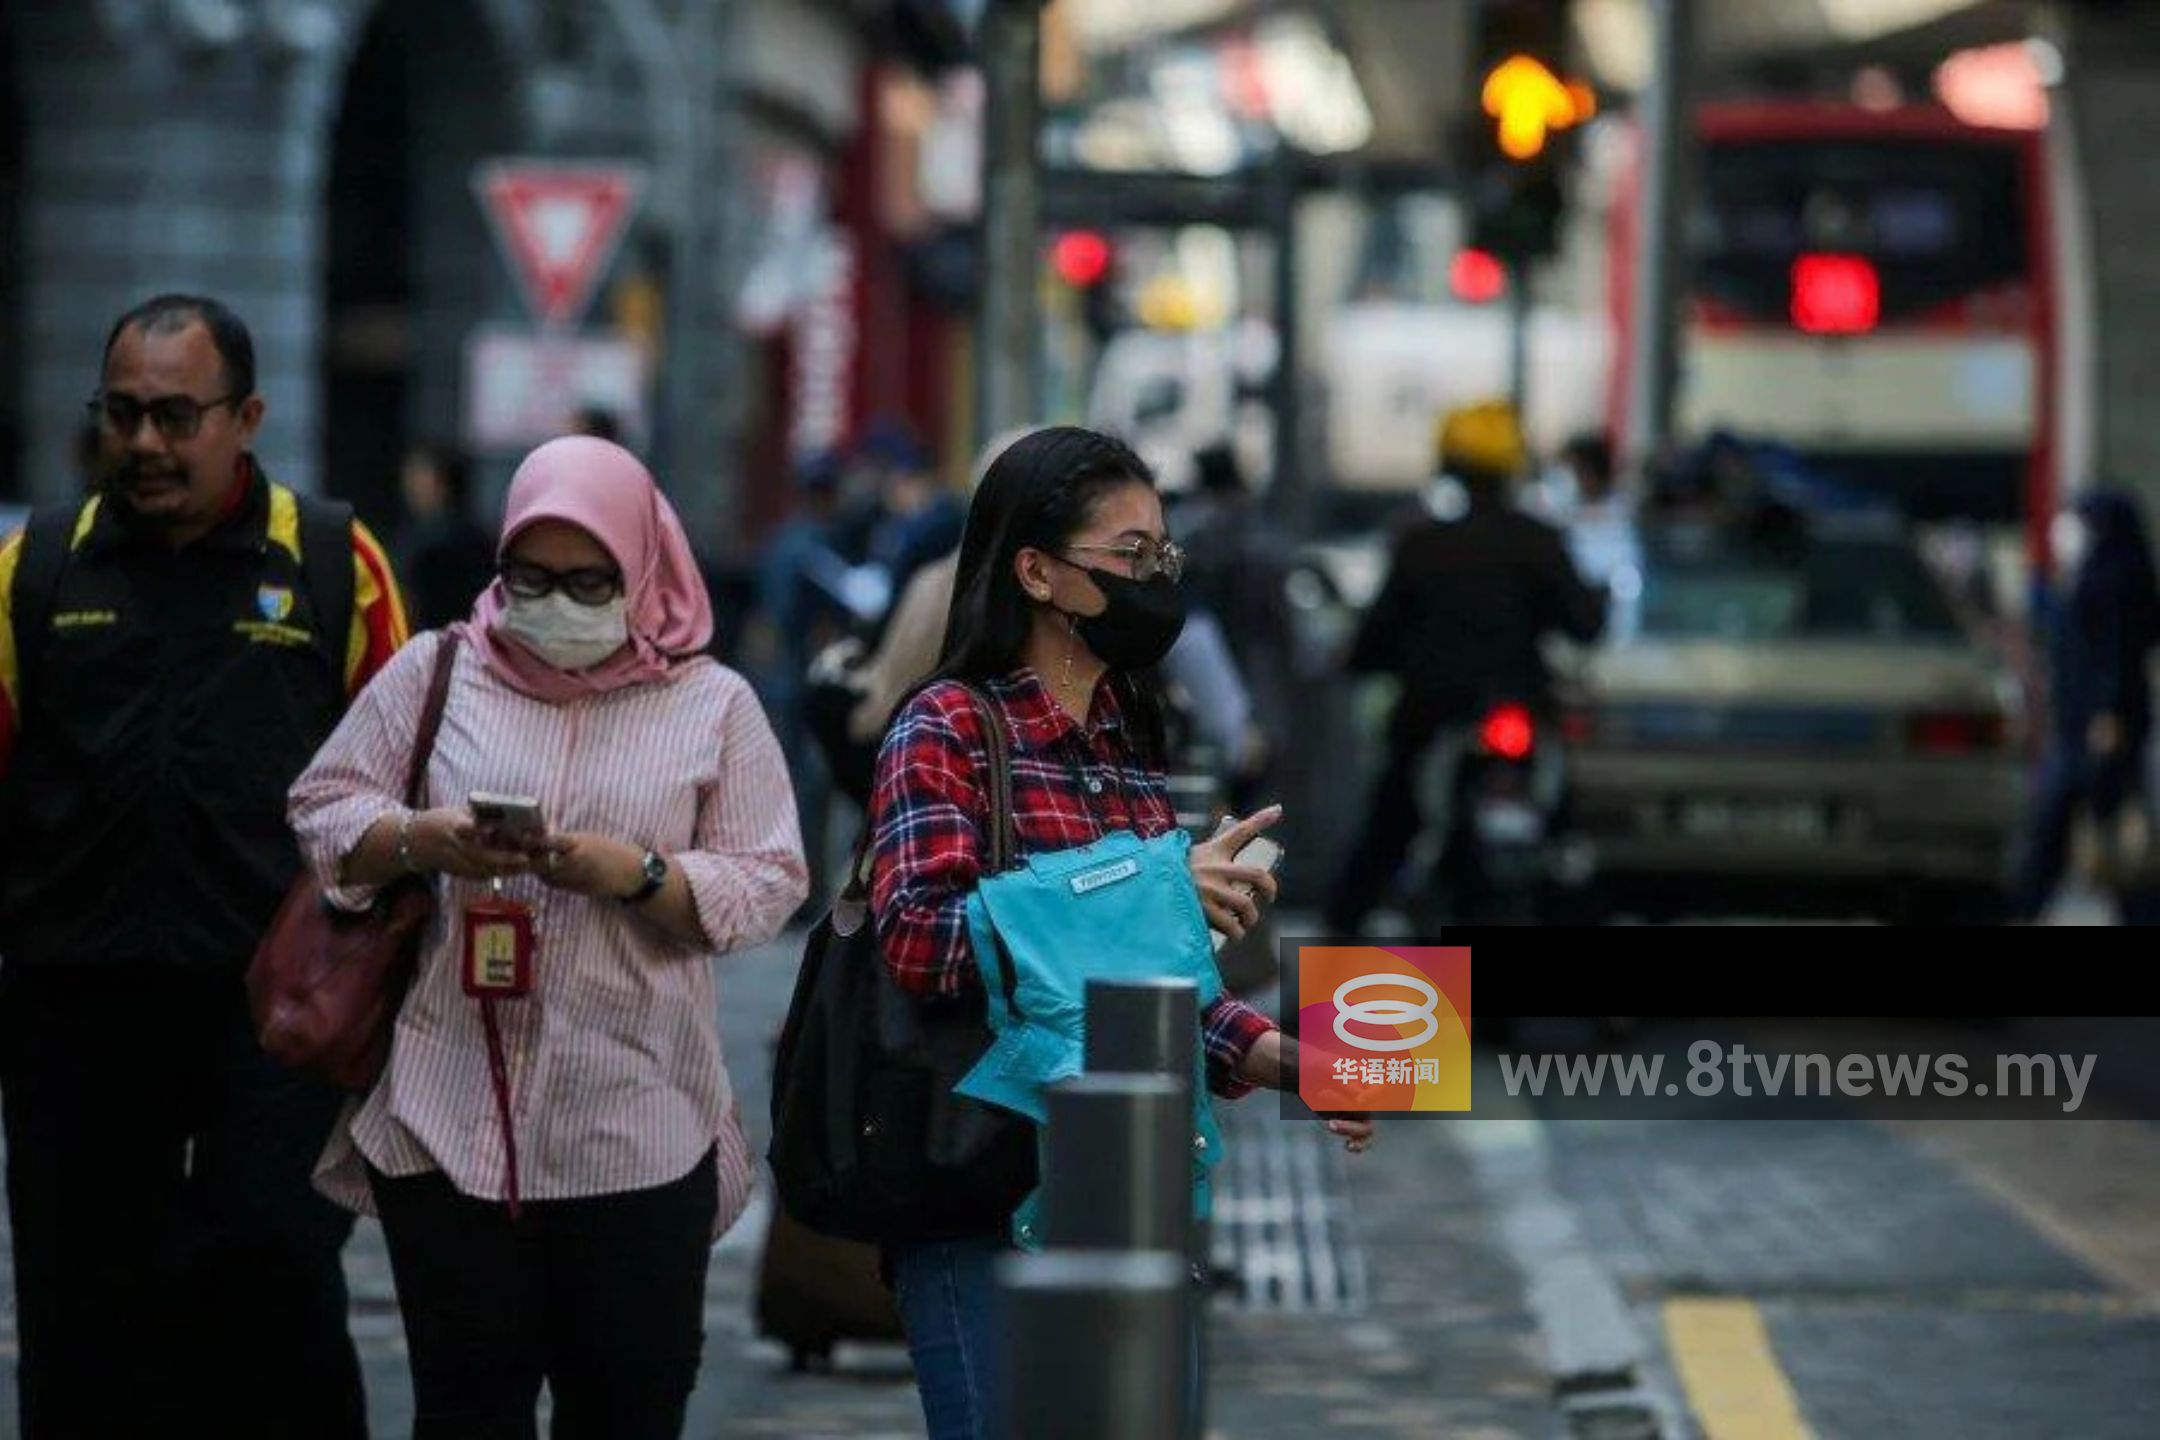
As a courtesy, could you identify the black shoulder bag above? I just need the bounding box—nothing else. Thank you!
[767,683,1037,1244]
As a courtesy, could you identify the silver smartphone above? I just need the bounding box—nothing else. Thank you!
[1214,833,1285,953]
[469,792,546,844]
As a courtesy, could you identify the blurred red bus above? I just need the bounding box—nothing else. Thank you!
[1607,101,2057,575]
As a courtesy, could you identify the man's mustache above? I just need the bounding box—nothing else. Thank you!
[108,458,185,490]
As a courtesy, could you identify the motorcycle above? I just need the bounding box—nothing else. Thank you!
[1406,699,1594,928]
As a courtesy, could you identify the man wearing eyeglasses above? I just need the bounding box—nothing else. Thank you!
[0,294,407,1437]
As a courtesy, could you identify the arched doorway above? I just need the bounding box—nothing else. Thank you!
[323,0,516,537]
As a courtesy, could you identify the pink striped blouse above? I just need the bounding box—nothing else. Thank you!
[289,631,808,1234]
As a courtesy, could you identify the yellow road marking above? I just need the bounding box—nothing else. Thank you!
[1879,1118,2160,1305]
[1661,1297,1815,1440]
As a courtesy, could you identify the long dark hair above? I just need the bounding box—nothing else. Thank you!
[924,425,1170,764]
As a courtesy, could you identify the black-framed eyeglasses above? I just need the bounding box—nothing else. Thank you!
[87,390,246,442]
[500,560,625,606]
[1064,536,1186,584]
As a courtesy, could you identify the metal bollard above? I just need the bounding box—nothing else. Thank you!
[999,1250,1187,1440]
[1080,978,1211,1440]
[1041,1073,1189,1253]
[1084,977,1200,1077]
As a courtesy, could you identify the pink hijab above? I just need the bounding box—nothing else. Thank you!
[454,436,714,703]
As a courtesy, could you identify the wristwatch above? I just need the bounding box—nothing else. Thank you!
[620,850,668,905]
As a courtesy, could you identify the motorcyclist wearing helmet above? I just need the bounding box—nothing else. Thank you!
[1322,400,1608,934]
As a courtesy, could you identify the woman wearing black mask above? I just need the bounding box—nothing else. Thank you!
[864,427,1373,1438]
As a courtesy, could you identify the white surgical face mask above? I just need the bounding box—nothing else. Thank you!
[501,590,629,672]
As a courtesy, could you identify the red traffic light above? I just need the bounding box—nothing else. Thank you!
[1791,253,1880,335]
[1053,230,1113,287]
[1450,248,1508,304]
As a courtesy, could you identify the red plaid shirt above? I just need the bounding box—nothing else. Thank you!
[868,667,1275,1097]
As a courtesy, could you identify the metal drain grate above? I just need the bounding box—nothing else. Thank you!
[1209,1103,1368,1313]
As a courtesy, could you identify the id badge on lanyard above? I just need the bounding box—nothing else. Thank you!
[461,885,534,998]
[462,880,534,1218]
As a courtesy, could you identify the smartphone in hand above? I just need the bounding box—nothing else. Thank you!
[1214,831,1285,954]
[469,792,546,849]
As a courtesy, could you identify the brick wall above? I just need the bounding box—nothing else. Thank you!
[11,3,343,503]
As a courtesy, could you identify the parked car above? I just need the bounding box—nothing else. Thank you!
[1558,512,2023,923]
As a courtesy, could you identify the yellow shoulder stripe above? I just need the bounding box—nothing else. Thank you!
[70,496,101,549]
[0,531,22,711]
[267,484,302,564]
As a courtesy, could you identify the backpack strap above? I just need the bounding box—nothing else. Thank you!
[955,680,1025,1015]
[8,501,94,711]
[293,492,358,687]
[957,680,1018,875]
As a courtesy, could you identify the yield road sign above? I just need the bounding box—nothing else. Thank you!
[475,160,649,328]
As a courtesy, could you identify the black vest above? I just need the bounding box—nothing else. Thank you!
[1,474,353,971]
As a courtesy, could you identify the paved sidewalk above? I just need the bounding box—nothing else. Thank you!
[0,932,1566,1438]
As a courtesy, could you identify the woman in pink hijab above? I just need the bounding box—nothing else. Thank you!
[291,436,809,1438]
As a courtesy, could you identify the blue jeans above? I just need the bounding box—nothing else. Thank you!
[891,1236,1007,1440]
[890,1234,1207,1439]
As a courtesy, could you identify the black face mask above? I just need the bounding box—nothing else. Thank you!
[1067,566,1187,671]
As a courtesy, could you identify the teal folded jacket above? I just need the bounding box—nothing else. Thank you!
[958,827,1226,1250]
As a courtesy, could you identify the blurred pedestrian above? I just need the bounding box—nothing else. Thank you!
[1176,442,1294,810]
[1538,433,1640,588]
[289,435,809,1438]
[1323,401,1605,935]
[0,293,407,1438]
[2011,488,2160,924]
[394,440,497,632]
[800,429,1029,810]
[758,452,851,909]
[865,425,1371,1439]
[758,452,852,693]
[861,418,964,627]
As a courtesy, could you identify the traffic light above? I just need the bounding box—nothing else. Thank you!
[1465,163,1565,262]
[1049,229,1120,341]
[1482,54,1593,161]
[1456,1,1593,263]
[1052,230,1112,288]
[1450,247,1509,304]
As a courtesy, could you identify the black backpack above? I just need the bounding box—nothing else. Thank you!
[767,683,1037,1245]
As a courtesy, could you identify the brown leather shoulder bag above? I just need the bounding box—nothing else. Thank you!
[247,631,461,1092]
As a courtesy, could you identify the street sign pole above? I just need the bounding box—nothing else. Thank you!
[976,0,1046,450]
[1624,0,1696,479]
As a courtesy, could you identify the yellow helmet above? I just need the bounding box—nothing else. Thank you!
[1435,400,1527,480]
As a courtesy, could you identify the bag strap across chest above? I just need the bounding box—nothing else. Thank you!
[959,680,1018,874]
[6,503,84,712]
[295,495,358,683]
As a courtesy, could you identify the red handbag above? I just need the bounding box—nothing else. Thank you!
[247,633,461,1092]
